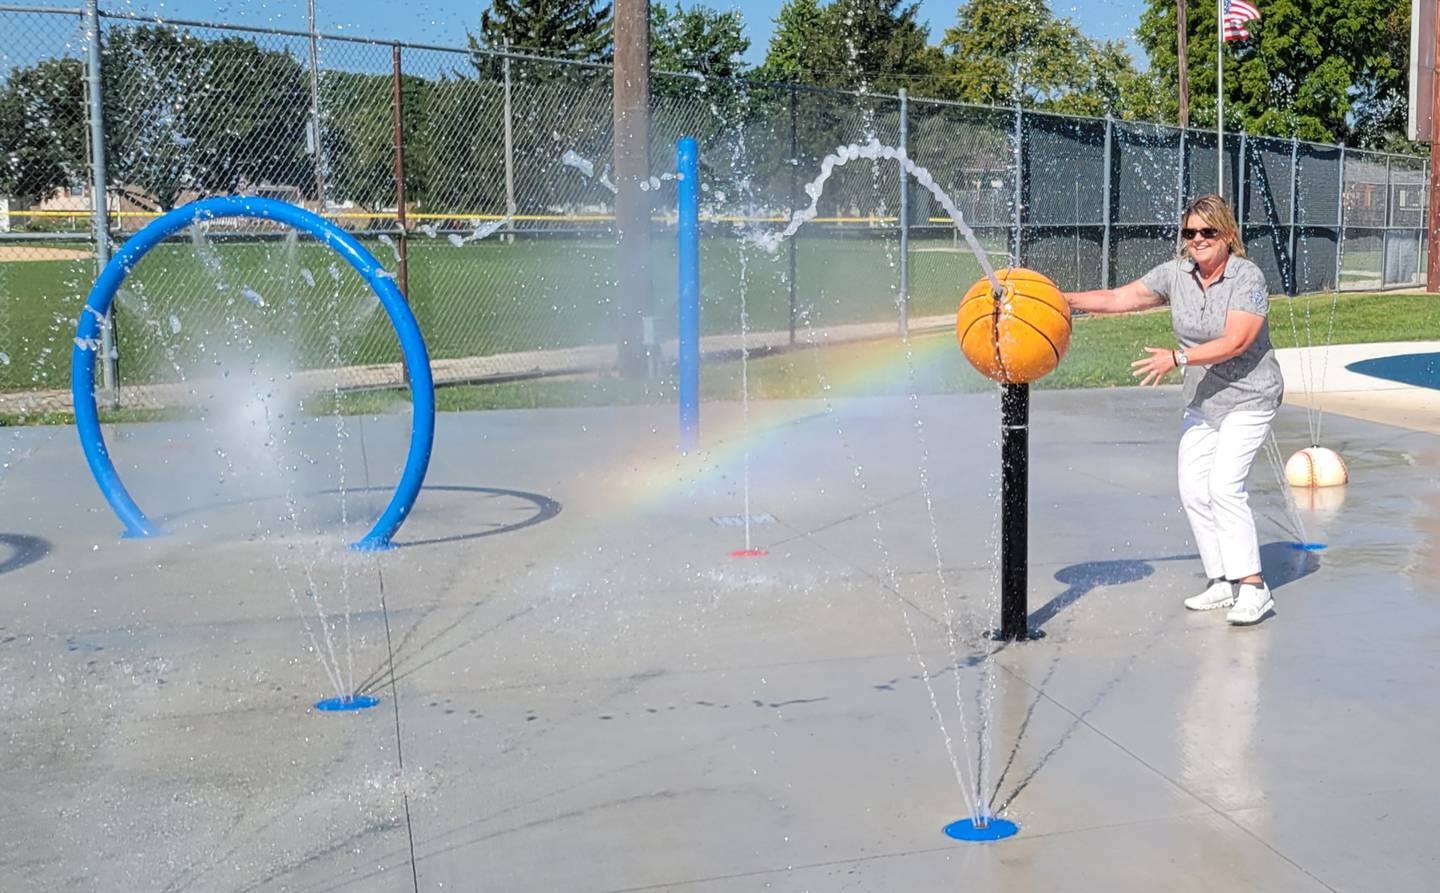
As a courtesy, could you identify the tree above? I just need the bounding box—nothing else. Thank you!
[101,26,211,210]
[184,36,310,198]
[939,0,1158,117]
[756,0,939,91]
[1136,0,1410,145]
[650,2,751,129]
[754,0,828,83]
[102,26,310,210]
[0,58,87,204]
[650,3,749,81]
[459,0,615,216]
[322,70,429,211]
[1081,40,1168,122]
[475,0,613,62]
[1348,0,1414,149]
[819,0,941,92]
[411,74,506,214]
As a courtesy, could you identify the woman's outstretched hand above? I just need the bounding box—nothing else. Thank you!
[1132,347,1178,387]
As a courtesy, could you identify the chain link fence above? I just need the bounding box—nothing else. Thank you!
[0,3,1432,405]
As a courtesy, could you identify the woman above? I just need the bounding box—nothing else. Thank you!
[1064,195,1284,625]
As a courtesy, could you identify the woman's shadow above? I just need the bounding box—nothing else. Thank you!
[1030,540,1319,631]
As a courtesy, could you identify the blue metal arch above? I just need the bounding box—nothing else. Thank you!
[71,195,435,551]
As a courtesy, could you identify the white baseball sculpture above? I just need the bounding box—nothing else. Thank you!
[1285,446,1348,488]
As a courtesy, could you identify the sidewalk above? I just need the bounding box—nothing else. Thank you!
[0,313,954,416]
[1275,340,1440,435]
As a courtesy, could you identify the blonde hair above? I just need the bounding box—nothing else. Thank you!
[1179,194,1246,258]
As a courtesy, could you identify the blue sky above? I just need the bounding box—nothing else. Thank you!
[19,0,1150,66]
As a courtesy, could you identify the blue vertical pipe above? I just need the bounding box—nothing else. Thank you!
[677,137,701,451]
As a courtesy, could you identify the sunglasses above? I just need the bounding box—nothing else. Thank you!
[1181,227,1221,240]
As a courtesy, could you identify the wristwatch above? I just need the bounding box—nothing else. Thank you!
[1175,349,1189,367]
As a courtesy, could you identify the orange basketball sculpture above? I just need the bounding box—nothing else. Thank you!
[956,268,1071,384]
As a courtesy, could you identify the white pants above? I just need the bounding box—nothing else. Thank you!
[1177,407,1276,581]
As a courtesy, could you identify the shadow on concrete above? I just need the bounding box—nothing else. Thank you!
[1347,352,1440,390]
[390,485,561,548]
[155,484,561,548]
[0,533,51,576]
[1031,541,1320,631]
[1259,539,1322,590]
[1030,559,1163,630]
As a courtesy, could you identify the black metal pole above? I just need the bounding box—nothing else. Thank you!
[998,382,1041,640]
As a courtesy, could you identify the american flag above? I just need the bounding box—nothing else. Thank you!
[1223,0,1260,41]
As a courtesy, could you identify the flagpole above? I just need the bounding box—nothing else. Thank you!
[1216,0,1224,198]
[1177,0,1189,128]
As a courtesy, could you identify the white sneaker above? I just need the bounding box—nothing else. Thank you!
[1226,582,1274,625]
[1184,579,1235,611]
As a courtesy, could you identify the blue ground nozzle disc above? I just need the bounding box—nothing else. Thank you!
[1290,542,1327,551]
[943,817,1020,841]
[315,694,380,712]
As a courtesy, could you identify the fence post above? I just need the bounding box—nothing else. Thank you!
[1012,104,1023,267]
[1100,115,1113,289]
[788,88,798,346]
[1384,155,1394,228]
[897,88,909,337]
[1383,155,1394,286]
[1335,146,1346,290]
[306,5,326,209]
[1428,149,1440,290]
[503,40,517,243]
[391,44,409,301]
[84,0,117,406]
[1236,132,1248,246]
[1286,137,1299,295]
[1421,158,1429,287]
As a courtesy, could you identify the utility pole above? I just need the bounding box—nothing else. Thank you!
[1177,0,1190,128]
[613,0,653,377]
[1429,0,1440,291]
[1216,0,1224,197]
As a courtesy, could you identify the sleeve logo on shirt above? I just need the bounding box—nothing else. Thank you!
[1248,287,1266,310]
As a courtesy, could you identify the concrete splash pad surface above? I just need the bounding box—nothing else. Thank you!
[3,388,1440,891]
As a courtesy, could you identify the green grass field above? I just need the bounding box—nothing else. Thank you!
[315,290,1440,415]
[3,228,1438,426]
[0,230,991,392]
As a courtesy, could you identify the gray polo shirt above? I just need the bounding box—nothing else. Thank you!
[1141,255,1284,420]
